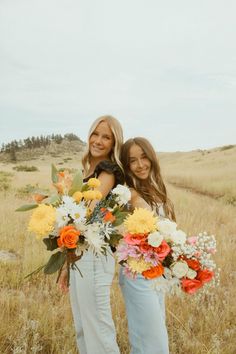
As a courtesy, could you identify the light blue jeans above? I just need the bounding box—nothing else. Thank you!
[69,250,120,354]
[119,268,169,354]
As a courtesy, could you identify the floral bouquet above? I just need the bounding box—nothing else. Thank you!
[117,208,218,294]
[16,164,130,283]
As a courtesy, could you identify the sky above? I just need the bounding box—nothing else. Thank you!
[0,0,235,152]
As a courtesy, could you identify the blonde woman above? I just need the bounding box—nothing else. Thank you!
[119,137,176,354]
[59,116,124,354]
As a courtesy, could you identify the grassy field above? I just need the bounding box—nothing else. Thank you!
[0,147,235,354]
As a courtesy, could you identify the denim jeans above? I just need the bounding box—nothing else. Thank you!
[119,267,169,354]
[69,250,120,354]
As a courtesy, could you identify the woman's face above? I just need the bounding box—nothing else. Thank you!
[128,144,151,180]
[89,121,114,160]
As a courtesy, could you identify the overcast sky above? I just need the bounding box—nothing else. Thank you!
[0,0,235,151]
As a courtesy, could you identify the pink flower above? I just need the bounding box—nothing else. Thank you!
[154,240,171,261]
[124,233,146,245]
[187,236,197,245]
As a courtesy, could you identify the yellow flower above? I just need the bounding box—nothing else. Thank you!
[73,191,83,203]
[28,204,56,238]
[87,178,101,188]
[94,190,103,200]
[83,190,96,200]
[124,208,157,234]
[127,257,152,273]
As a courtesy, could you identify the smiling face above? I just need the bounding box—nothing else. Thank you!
[128,144,151,180]
[89,121,114,160]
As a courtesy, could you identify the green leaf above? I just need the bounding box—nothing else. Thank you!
[112,211,129,226]
[15,204,39,212]
[44,251,66,274]
[81,184,89,192]
[68,170,83,196]
[108,233,123,247]
[43,237,59,251]
[51,164,58,183]
[44,194,61,206]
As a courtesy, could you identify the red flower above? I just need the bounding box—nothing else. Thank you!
[182,279,203,294]
[185,258,201,271]
[196,269,214,284]
[139,241,153,253]
[154,240,171,261]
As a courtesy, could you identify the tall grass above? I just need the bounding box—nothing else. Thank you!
[0,150,235,353]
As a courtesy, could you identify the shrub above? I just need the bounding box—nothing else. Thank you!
[12,165,39,172]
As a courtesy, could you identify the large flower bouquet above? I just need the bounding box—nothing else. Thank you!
[117,207,217,294]
[16,165,130,282]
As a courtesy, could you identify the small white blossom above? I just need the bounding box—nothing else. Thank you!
[112,185,131,206]
[147,232,163,247]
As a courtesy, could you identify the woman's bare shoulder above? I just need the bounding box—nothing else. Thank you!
[130,188,151,211]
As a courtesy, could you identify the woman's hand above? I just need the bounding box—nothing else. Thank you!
[58,269,69,294]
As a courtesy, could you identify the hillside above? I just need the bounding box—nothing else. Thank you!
[159,144,236,206]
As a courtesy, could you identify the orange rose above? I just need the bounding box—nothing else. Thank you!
[142,264,164,279]
[58,225,80,249]
[103,211,116,223]
[196,269,214,284]
[185,258,201,271]
[181,278,203,294]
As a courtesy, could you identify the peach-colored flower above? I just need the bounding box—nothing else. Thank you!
[124,233,147,245]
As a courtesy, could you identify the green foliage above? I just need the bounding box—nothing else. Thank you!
[43,237,59,251]
[13,165,39,172]
[44,251,66,274]
[51,164,58,183]
[15,203,38,212]
[15,184,40,198]
[68,170,83,196]
[220,144,235,151]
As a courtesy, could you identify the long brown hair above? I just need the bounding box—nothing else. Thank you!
[121,137,176,221]
[82,115,123,175]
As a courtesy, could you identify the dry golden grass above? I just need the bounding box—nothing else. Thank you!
[0,148,235,353]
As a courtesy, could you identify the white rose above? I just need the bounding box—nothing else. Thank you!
[147,231,163,247]
[157,219,177,239]
[186,268,197,279]
[170,230,187,245]
[112,185,131,205]
[170,261,189,278]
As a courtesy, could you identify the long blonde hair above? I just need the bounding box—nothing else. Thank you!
[121,137,176,221]
[82,115,124,175]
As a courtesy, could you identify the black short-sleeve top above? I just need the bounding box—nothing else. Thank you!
[83,160,124,187]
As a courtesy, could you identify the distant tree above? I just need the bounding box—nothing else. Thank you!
[64,133,80,141]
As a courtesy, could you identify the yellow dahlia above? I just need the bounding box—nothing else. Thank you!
[124,208,157,234]
[127,257,152,273]
[28,204,56,238]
